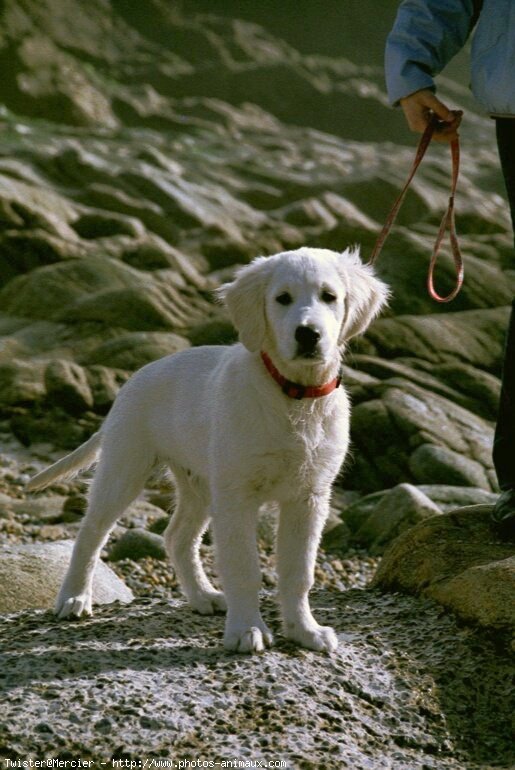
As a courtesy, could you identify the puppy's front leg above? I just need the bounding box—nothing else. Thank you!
[277,492,338,653]
[210,493,273,654]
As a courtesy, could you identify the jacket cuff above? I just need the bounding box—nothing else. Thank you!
[386,62,436,107]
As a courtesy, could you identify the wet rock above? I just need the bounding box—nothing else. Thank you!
[107,528,167,562]
[373,505,515,632]
[0,540,133,612]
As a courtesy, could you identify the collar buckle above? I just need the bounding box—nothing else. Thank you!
[283,381,306,399]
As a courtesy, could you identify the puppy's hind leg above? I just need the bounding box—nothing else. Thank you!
[164,470,226,616]
[56,442,154,620]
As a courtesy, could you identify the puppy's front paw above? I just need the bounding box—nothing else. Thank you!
[224,620,274,654]
[285,622,338,653]
[55,591,92,620]
[189,590,227,615]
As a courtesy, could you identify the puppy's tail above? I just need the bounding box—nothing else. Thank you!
[27,431,103,492]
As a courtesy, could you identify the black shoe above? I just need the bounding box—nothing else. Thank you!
[491,488,515,540]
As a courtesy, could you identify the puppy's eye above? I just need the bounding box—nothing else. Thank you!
[321,290,337,303]
[276,292,292,306]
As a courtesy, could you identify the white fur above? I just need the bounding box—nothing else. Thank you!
[29,246,388,654]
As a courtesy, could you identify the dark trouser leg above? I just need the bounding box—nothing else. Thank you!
[493,120,515,490]
[492,120,515,537]
[493,299,515,489]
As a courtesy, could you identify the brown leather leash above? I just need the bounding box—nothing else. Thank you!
[369,113,464,303]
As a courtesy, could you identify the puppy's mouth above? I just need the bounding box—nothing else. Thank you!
[295,349,322,360]
[294,342,327,362]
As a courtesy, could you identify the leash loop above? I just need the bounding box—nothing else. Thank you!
[369,112,464,303]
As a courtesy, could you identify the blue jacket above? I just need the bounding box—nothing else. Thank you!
[386,0,515,116]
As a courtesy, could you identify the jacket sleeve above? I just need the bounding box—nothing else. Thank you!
[385,0,476,106]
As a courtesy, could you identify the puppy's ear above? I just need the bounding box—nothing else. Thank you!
[217,257,272,352]
[338,247,389,344]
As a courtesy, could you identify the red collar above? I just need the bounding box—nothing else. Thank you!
[260,351,341,400]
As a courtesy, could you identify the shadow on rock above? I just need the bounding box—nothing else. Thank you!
[0,590,513,767]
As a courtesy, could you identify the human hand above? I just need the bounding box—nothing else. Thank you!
[400,89,462,143]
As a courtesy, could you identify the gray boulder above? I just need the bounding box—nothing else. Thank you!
[417,484,498,512]
[352,483,442,553]
[359,307,510,372]
[107,528,167,562]
[0,540,133,613]
[409,444,491,489]
[347,380,497,493]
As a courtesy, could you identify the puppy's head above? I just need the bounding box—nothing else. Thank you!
[219,247,388,364]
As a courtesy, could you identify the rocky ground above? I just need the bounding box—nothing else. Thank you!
[1,592,514,770]
[1,1,514,768]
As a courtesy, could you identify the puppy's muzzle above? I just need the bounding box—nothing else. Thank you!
[295,325,321,358]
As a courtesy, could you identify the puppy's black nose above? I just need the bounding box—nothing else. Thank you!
[295,325,321,353]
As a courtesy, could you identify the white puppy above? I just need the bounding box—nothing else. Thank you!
[28,246,388,653]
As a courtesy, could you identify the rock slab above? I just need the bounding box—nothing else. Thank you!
[0,592,513,769]
[373,505,515,632]
[0,540,133,613]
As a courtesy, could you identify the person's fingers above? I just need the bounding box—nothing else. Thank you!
[432,110,463,143]
[420,92,454,123]
[400,90,463,143]
[400,99,430,132]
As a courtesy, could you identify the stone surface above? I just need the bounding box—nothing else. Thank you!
[345,381,497,493]
[0,592,512,769]
[353,482,442,554]
[409,443,491,489]
[107,528,167,562]
[373,505,515,632]
[0,2,513,765]
[411,484,498,513]
[44,359,94,413]
[0,540,133,612]
[0,361,46,406]
[82,331,191,371]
